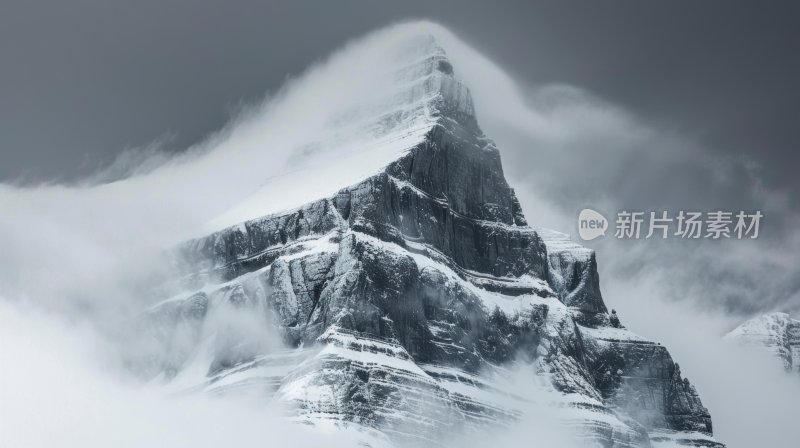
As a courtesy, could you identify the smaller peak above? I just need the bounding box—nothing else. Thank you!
[752,311,794,323]
[727,311,797,338]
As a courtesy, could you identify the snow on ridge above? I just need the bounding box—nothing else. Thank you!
[149,231,341,311]
[727,312,796,336]
[536,228,593,258]
[725,312,797,343]
[302,328,431,380]
[203,26,477,234]
[578,324,648,344]
[649,430,718,447]
[726,311,800,372]
[352,230,556,316]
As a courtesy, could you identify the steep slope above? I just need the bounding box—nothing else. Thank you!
[144,28,723,448]
[726,312,800,374]
[539,231,720,447]
[204,33,467,232]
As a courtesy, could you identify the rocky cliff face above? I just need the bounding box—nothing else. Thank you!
[726,312,800,375]
[144,33,723,447]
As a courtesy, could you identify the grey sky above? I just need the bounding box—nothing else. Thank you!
[2,0,798,190]
[2,9,799,447]
[1,1,798,316]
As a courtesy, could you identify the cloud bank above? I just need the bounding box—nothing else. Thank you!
[0,20,797,448]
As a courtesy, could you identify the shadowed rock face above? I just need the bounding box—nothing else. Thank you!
[148,35,723,448]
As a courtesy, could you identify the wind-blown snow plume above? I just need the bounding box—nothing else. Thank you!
[0,20,797,448]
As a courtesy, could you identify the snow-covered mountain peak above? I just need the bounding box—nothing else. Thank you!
[143,22,725,447]
[204,24,478,232]
[727,312,796,339]
[726,312,800,374]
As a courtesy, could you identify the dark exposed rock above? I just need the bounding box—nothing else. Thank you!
[146,36,723,448]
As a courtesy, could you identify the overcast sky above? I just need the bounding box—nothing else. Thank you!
[1,1,798,318]
[2,0,798,189]
[2,9,800,447]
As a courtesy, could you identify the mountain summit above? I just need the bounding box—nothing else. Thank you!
[727,312,800,374]
[144,24,724,448]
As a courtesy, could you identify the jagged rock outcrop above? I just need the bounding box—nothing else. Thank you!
[145,31,723,448]
[538,229,607,318]
[726,312,800,374]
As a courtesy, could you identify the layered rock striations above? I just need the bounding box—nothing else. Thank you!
[146,33,723,447]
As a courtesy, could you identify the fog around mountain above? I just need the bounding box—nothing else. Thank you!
[1,22,797,448]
